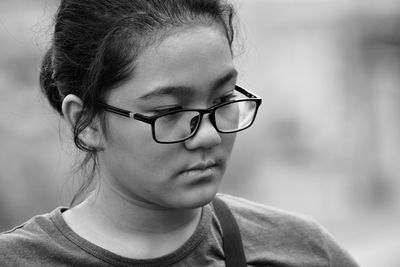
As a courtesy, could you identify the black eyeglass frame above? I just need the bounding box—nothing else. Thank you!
[98,85,262,144]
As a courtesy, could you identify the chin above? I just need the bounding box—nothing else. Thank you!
[160,169,224,209]
[173,186,219,209]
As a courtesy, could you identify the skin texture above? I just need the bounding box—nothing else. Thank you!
[61,24,237,258]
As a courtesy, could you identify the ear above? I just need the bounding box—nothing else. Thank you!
[61,94,103,150]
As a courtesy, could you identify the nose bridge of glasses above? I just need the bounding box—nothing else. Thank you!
[187,109,217,136]
[184,112,221,147]
[189,115,200,133]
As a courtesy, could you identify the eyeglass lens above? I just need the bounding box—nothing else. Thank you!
[215,100,256,132]
[153,100,257,143]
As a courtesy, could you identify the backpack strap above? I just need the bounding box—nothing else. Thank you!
[212,196,247,267]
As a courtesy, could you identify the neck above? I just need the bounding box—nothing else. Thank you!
[71,186,202,236]
[63,185,203,259]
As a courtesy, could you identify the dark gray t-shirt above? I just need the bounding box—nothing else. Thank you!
[0,194,359,266]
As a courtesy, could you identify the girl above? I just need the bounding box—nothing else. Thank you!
[0,0,359,266]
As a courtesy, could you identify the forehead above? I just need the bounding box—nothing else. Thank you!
[110,25,235,103]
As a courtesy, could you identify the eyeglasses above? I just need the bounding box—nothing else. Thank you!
[99,85,262,144]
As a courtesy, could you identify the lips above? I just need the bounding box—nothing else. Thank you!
[179,160,220,176]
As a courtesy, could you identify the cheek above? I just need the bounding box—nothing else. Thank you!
[101,116,237,183]
[102,119,178,178]
[222,133,236,155]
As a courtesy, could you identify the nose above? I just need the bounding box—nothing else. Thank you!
[184,114,221,150]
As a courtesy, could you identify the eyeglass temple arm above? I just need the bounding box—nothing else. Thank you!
[99,102,153,123]
[235,85,261,99]
[98,102,133,118]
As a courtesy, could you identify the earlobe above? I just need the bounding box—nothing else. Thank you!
[61,94,104,150]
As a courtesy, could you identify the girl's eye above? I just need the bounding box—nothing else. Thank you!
[151,106,182,115]
[216,93,237,104]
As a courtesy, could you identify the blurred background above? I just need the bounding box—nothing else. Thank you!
[1,0,400,266]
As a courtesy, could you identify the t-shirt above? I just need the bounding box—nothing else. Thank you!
[0,194,359,266]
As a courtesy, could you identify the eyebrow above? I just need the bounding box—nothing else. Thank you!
[137,68,238,101]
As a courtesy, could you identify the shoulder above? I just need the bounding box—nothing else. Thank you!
[0,208,58,241]
[216,193,320,234]
[215,194,360,267]
[0,208,64,265]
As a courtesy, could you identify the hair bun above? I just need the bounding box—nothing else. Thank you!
[39,49,63,115]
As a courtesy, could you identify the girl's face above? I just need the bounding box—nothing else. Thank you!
[99,25,237,209]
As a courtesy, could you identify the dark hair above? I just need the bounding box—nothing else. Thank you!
[39,0,237,206]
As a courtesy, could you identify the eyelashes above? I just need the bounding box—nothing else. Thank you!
[145,90,237,114]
